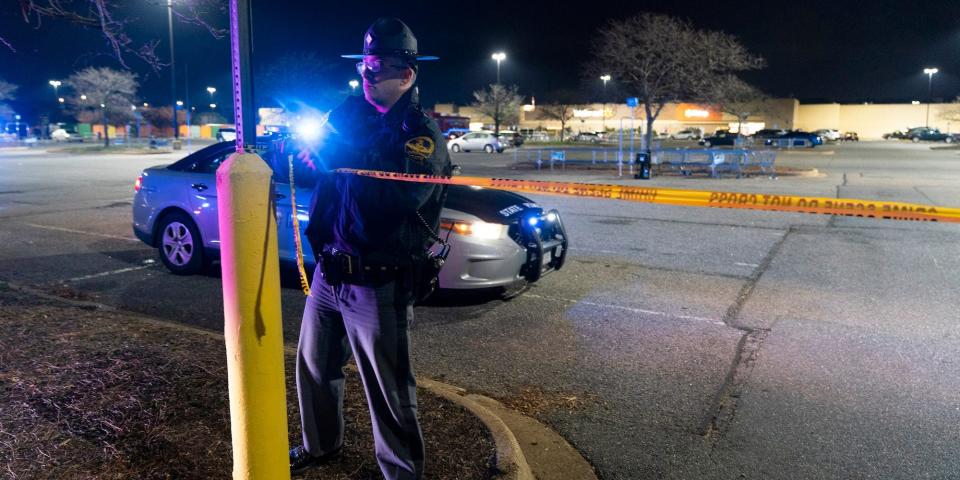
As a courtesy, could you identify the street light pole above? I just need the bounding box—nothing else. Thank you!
[168,0,178,141]
[923,67,938,128]
[48,80,61,129]
[491,52,506,135]
[600,74,610,133]
[491,52,506,85]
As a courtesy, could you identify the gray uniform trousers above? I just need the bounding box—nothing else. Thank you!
[296,266,425,480]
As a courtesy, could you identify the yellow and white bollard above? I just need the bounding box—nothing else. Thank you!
[217,151,290,480]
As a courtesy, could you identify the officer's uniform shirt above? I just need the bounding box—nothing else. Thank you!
[305,89,451,267]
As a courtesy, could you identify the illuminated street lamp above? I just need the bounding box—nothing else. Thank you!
[600,74,611,131]
[206,86,216,102]
[923,67,939,127]
[58,97,65,104]
[349,79,359,95]
[176,100,184,107]
[491,52,506,84]
[143,102,150,108]
[80,94,87,101]
[210,103,217,109]
[48,80,61,95]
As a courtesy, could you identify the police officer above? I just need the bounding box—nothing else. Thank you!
[289,17,450,480]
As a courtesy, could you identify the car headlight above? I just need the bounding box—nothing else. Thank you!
[440,218,506,239]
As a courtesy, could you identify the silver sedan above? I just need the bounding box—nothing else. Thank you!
[132,141,567,292]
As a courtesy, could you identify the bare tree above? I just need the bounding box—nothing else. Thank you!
[712,75,768,136]
[589,13,764,154]
[539,91,580,142]
[6,1,225,70]
[0,79,16,121]
[140,106,187,130]
[472,84,522,135]
[66,67,139,146]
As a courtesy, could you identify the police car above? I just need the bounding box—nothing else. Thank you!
[131,140,567,292]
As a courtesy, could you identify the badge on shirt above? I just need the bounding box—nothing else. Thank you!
[404,136,435,162]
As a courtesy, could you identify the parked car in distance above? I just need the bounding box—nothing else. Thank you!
[216,128,236,142]
[573,132,602,143]
[882,130,908,140]
[51,128,83,142]
[841,131,859,142]
[814,129,841,141]
[523,131,552,143]
[698,130,741,147]
[671,128,703,140]
[764,130,823,148]
[447,131,504,153]
[752,128,788,140]
[905,127,954,143]
[495,130,524,147]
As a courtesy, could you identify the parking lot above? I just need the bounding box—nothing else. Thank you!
[1,141,958,479]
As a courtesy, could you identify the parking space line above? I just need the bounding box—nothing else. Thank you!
[66,265,154,282]
[24,223,140,242]
[522,292,726,326]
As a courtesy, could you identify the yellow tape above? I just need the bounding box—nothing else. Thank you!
[289,155,311,297]
[338,168,960,224]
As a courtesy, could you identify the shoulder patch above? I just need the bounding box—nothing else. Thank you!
[404,136,435,162]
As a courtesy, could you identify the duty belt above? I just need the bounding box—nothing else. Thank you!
[319,248,402,286]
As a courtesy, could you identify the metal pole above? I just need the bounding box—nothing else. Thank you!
[185,63,191,145]
[167,0,178,140]
[926,74,932,128]
[220,1,290,478]
[232,0,257,150]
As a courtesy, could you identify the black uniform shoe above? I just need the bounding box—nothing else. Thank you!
[289,445,343,475]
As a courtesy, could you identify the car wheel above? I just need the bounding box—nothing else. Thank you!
[484,144,494,153]
[157,211,205,275]
[451,144,462,153]
[911,137,920,143]
[946,137,954,144]
[703,141,712,147]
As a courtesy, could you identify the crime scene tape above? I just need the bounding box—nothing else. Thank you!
[337,168,960,223]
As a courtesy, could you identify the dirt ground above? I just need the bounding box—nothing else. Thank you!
[0,283,494,479]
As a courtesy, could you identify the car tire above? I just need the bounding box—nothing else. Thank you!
[912,137,920,143]
[703,141,712,147]
[451,144,462,153]
[484,144,494,153]
[156,211,205,275]
[946,137,954,144]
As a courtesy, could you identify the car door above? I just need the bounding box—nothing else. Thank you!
[469,133,485,150]
[459,132,476,150]
[184,147,234,250]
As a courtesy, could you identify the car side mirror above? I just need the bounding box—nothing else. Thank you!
[451,164,462,176]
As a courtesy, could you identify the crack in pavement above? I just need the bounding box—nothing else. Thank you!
[699,227,792,444]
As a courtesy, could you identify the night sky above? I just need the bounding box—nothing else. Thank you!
[2,0,960,121]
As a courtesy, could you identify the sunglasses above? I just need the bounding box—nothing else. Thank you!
[356,59,409,76]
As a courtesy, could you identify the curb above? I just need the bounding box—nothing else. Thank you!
[417,378,534,480]
[3,281,596,480]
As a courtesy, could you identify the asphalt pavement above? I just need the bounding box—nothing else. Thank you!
[1,141,958,479]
